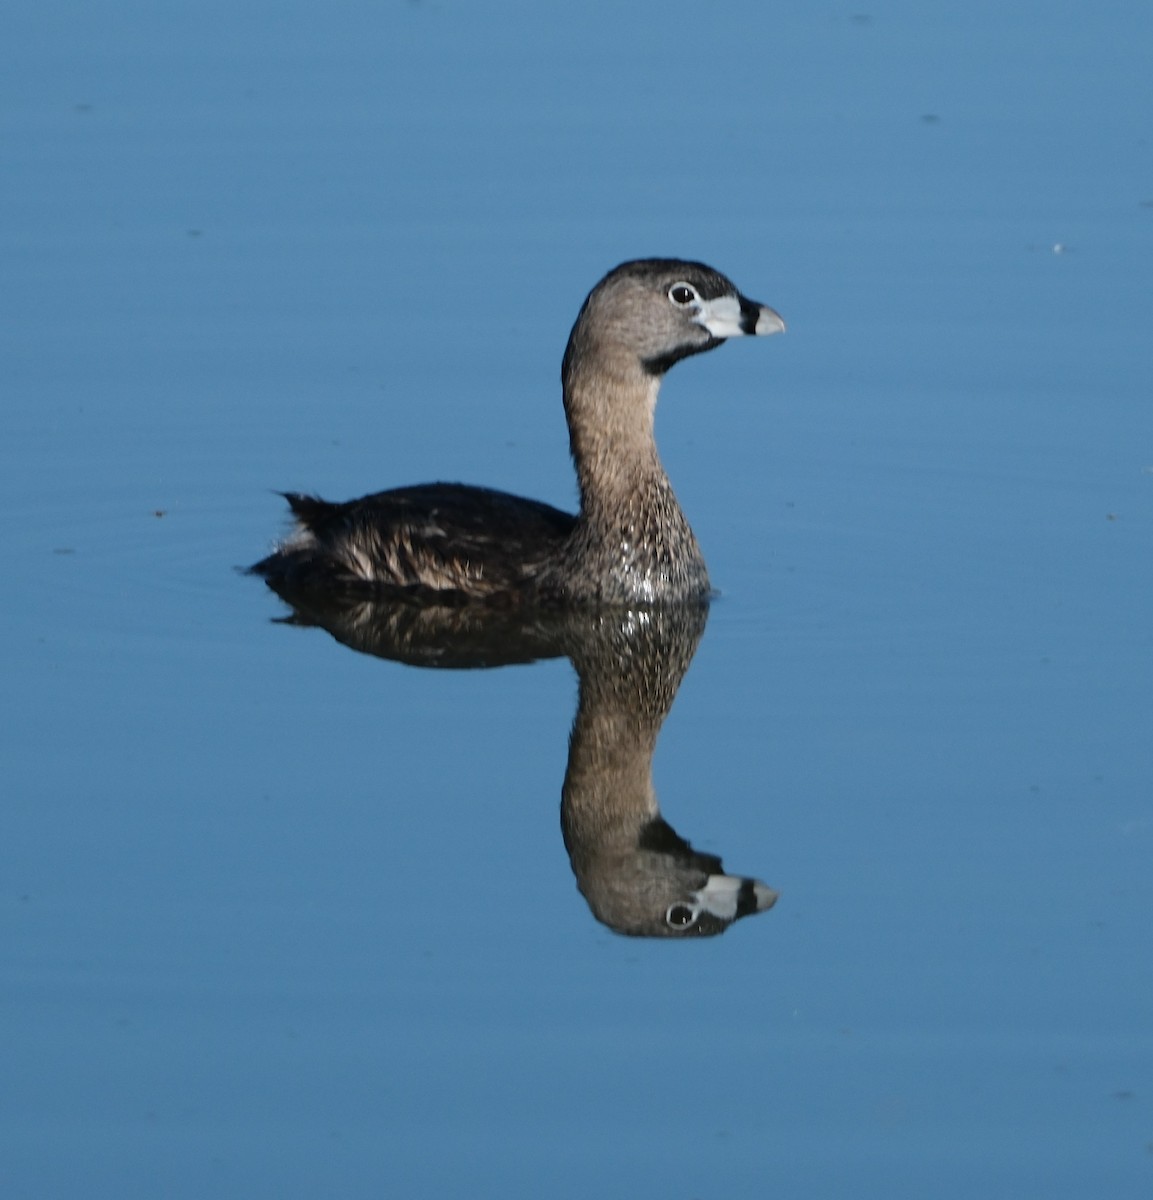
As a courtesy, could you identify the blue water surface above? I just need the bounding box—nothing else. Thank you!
[2,2,1151,1197]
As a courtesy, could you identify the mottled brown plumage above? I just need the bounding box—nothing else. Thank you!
[250,258,784,606]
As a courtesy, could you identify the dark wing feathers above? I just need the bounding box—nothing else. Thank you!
[252,484,575,600]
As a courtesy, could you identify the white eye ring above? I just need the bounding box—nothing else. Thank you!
[668,282,698,307]
[666,902,700,929]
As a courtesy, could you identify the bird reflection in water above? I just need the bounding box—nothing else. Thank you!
[257,584,778,937]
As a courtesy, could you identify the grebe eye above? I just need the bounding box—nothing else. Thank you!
[666,903,698,928]
[668,283,697,306]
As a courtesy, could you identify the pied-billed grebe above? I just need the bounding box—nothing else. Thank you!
[251,258,784,605]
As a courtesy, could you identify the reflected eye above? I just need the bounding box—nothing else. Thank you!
[668,283,698,306]
[666,903,699,929]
